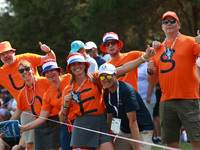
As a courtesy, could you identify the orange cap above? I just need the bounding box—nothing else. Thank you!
[0,41,16,54]
[162,11,179,21]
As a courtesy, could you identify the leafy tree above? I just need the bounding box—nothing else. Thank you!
[0,0,200,69]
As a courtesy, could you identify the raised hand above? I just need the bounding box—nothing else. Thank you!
[152,41,161,50]
[39,42,51,53]
[64,93,72,107]
[143,45,156,61]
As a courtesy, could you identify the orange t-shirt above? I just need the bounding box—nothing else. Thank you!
[152,34,200,102]
[17,77,56,118]
[108,51,144,91]
[42,74,71,112]
[0,53,42,100]
[62,72,105,121]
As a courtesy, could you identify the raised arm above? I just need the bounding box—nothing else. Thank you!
[152,41,161,50]
[39,42,56,64]
[59,93,72,123]
[116,45,155,76]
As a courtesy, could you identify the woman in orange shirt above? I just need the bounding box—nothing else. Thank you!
[19,59,73,150]
[60,48,155,150]
[10,60,61,150]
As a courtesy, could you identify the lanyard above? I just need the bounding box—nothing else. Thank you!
[25,79,37,105]
[108,81,119,117]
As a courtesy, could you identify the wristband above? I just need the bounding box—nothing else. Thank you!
[141,54,148,61]
[46,49,51,53]
[61,111,67,120]
[147,69,154,75]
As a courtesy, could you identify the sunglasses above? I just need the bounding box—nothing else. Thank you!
[162,19,177,25]
[99,74,114,81]
[86,48,93,53]
[104,41,117,47]
[19,67,31,74]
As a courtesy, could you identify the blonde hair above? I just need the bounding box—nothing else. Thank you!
[18,60,33,68]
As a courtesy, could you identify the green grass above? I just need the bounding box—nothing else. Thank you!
[151,142,192,150]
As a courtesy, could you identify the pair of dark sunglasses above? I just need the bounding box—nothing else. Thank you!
[19,67,31,74]
[162,19,177,25]
[104,41,117,47]
[86,48,94,53]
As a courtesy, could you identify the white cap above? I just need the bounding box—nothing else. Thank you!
[84,41,97,49]
[98,63,116,76]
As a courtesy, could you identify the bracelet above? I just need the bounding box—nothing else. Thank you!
[61,111,67,120]
[147,69,154,75]
[46,49,51,53]
[62,105,68,110]
[19,145,23,149]
[141,54,148,61]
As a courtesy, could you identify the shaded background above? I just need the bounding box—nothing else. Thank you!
[0,0,200,72]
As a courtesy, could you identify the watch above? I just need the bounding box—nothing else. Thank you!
[147,69,154,75]
[46,49,52,53]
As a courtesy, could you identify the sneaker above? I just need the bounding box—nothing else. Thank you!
[152,137,159,144]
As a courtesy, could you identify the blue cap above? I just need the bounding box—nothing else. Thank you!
[69,40,84,54]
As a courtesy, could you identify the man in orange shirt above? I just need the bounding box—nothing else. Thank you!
[147,11,200,149]
[0,41,56,150]
[100,32,145,91]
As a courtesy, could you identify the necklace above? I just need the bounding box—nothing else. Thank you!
[163,32,180,52]
[70,77,87,103]
[71,77,87,92]
[25,80,37,105]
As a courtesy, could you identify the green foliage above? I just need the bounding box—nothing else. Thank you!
[152,142,192,150]
[0,0,200,69]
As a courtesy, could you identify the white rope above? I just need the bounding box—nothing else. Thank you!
[21,111,180,150]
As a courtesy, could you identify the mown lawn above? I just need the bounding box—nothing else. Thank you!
[151,142,192,150]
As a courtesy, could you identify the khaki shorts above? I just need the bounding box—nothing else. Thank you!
[160,99,200,144]
[114,130,153,150]
[20,111,35,144]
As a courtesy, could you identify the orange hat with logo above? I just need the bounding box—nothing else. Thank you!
[162,11,179,21]
[0,41,16,54]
